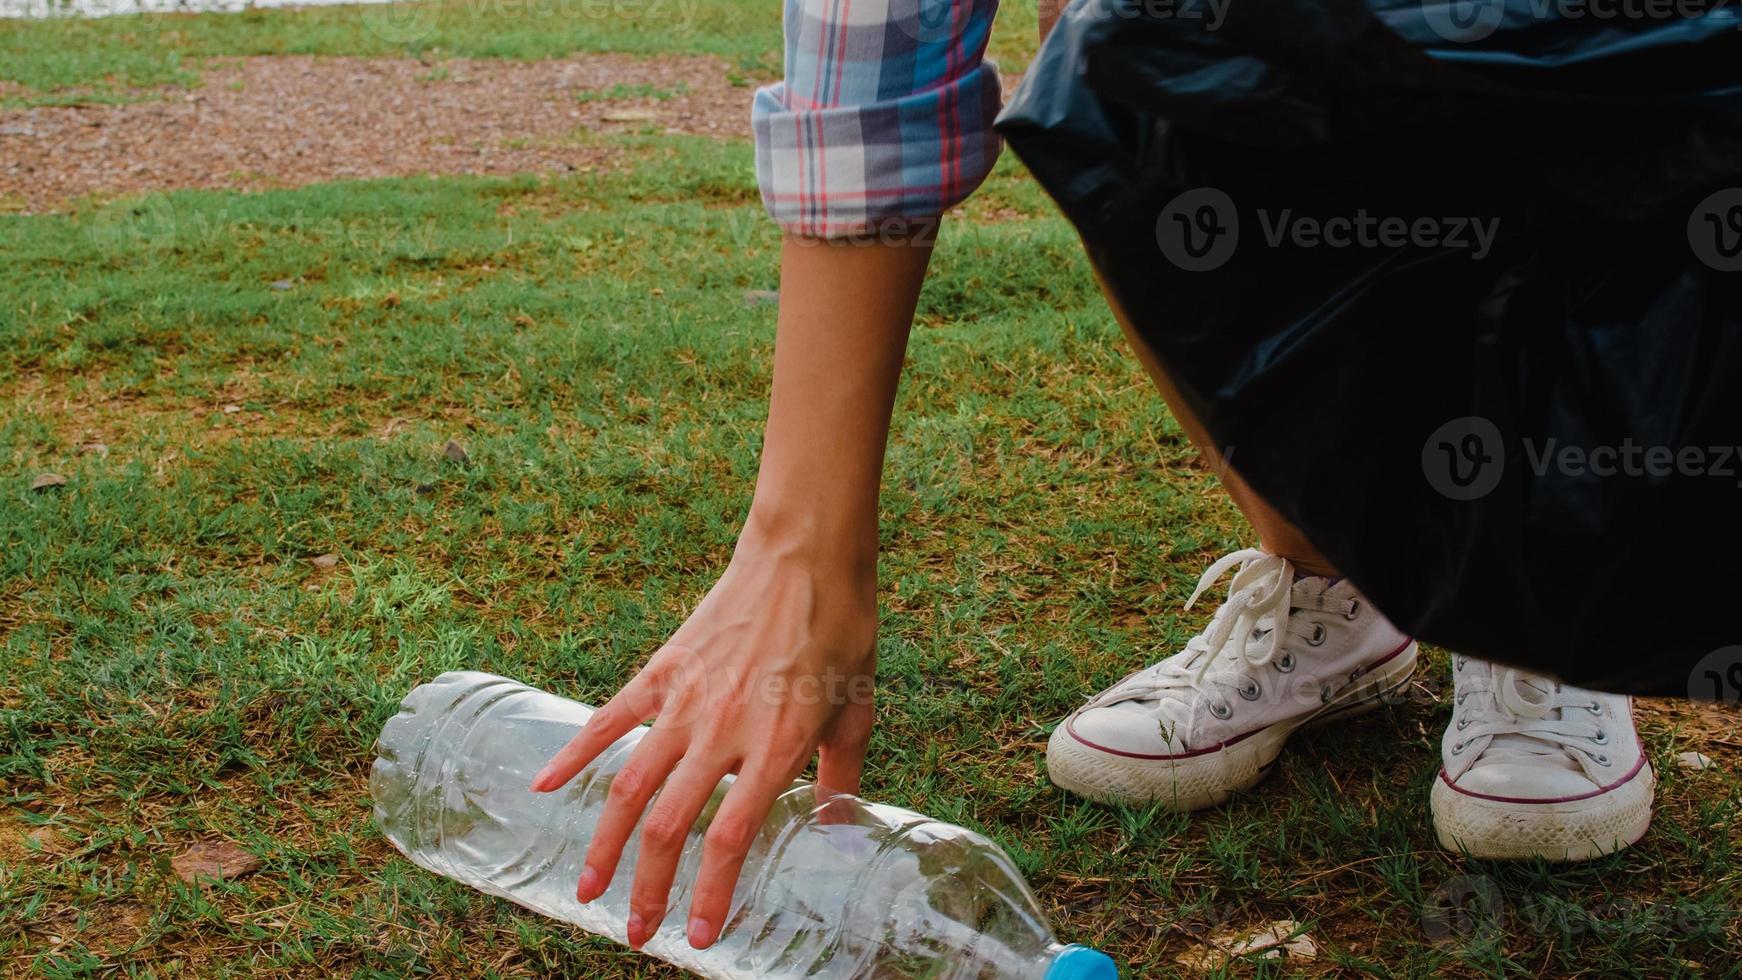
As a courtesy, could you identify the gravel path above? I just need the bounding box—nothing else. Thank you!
[0,53,759,211]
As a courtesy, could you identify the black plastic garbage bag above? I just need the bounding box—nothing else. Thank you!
[997,0,1742,696]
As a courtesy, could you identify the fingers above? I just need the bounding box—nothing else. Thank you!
[530,674,658,793]
[574,730,687,906]
[625,755,735,948]
[684,765,792,950]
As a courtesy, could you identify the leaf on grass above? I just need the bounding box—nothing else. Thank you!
[27,826,65,853]
[31,472,68,492]
[308,553,340,570]
[79,443,109,457]
[443,439,471,465]
[742,289,780,307]
[270,278,294,291]
[170,841,261,884]
[223,403,242,415]
[1176,919,1317,973]
[602,110,659,123]
[1678,751,1715,771]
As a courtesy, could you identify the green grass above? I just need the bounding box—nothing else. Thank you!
[0,0,782,97]
[2,48,1740,980]
[6,132,1735,980]
[573,81,688,102]
[0,0,1040,102]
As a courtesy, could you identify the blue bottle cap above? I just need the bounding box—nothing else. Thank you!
[1046,944,1118,980]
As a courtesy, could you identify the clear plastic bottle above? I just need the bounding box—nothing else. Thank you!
[371,671,1117,980]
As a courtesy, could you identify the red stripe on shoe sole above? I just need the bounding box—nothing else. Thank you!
[1437,753,1649,805]
[1064,639,1415,762]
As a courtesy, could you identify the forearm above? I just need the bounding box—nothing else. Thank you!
[744,0,997,571]
[741,234,934,582]
[540,0,1000,947]
[1039,0,1065,40]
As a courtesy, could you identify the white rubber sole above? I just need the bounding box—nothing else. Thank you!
[1046,642,1420,810]
[1431,760,1655,862]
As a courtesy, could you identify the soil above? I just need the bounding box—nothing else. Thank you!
[0,53,760,211]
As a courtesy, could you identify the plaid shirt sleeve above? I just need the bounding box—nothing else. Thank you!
[752,0,1003,238]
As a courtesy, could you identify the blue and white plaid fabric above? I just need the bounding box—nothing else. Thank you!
[752,0,1004,238]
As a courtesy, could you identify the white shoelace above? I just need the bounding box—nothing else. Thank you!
[1453,661,1611,770]
[1086,549,1347,727]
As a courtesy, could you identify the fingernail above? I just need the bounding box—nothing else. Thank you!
[529,765,553,792]
[576,867,600,902]
[688,917,715,949]
[626,914,646,948]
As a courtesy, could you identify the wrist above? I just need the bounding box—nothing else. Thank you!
[738,497,879,587]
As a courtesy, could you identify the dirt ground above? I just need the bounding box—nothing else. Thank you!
[0,53,757,211]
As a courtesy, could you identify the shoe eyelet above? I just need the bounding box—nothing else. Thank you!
[1345,599,1361,620]
[1455,656,1466,671]
[1587,702,1603,714]
[1239,680,1262,702]
[1596,753,1612,766]
[1452,741,1466,754]
[1456,692,1468,705]
[1276,653,1296,673]
[1210,701,1233,720]
[1591,730,1609,745]
[1456,718,1470,731]
[1307,623,1327,647]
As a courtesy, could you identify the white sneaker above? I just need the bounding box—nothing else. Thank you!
[1046,549,1418,810]
[1432,657,1654,862]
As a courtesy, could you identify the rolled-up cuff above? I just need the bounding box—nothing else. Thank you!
[753,62,1003,239]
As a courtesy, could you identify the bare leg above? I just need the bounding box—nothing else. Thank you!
[1097,277,1340,577]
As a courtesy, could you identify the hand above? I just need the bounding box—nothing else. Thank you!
[530,232,924,953]
[529,519,877,952]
